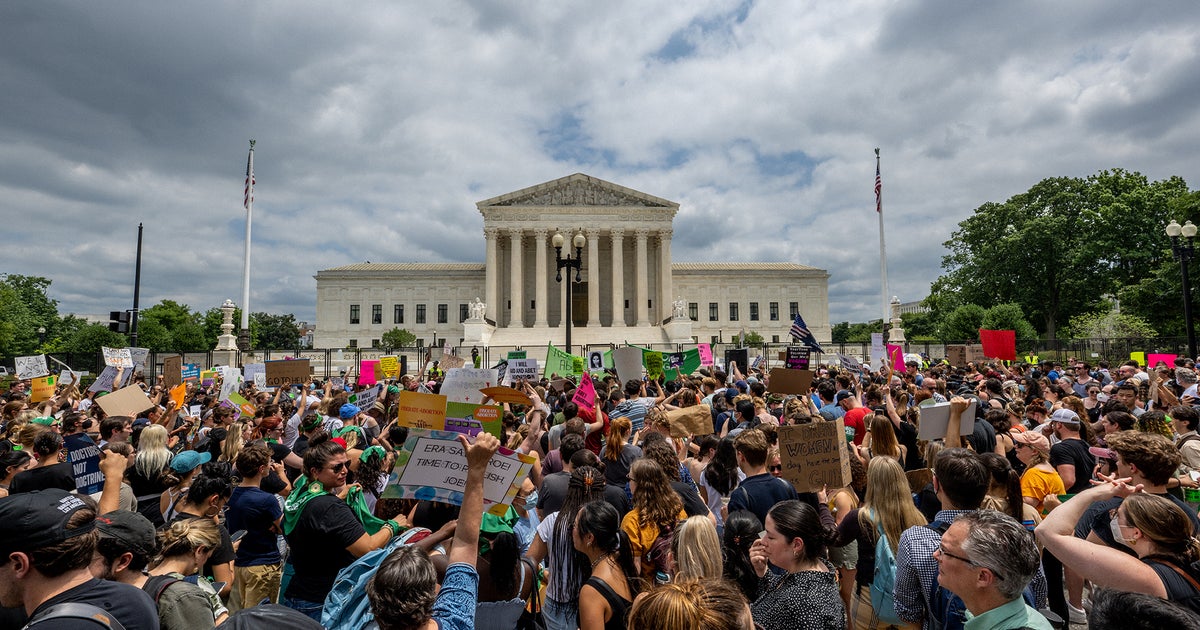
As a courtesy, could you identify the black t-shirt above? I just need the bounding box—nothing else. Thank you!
[1049,438,1096,494]
[172,511,236,579]
[896,421,922,470]
[284,493,366,602]
[538,471,631,520]
[9,462,75,494]
[965,417,997,456]
[127,466,171,527]
[18,578,159,630]
[1076,493,1200,550]
[671,480,710,518]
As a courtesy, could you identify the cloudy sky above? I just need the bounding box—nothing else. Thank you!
[2,1,1198,328]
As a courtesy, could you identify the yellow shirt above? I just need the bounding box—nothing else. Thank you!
[621,507,687,579]
[1020,465,1065,515]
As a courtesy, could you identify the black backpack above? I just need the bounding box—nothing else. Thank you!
[24,603,128,630]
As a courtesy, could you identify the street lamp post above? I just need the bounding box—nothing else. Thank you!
[553,230,585,354]
[1167,219,1198,360]
[37,326,46,346]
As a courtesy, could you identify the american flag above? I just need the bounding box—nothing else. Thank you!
[243,143,255,210]
[790,313,824,353]
[874,158,882,214]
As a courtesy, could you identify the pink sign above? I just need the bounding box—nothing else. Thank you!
[1147,353,1178,369]
[359,360,380,386]
[886,344,906,372]
[571,372,596,410]
[697,343,714,366]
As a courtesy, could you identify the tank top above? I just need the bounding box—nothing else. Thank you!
[585,575,632,630]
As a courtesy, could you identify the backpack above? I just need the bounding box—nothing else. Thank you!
[925,520,1039,630]
[23,603,128,630]
[1147,558,1200,615]
[868,510,905,626]
[321,527,431,629]
[142,574,182,603]
[645,520,678,583]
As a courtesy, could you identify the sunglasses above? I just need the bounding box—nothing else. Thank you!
[769,465,783,473]
[326,462,348,473]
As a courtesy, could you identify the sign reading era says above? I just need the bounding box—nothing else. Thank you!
[778,419,852,493]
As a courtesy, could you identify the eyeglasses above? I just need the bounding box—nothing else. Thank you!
[936,543,1003,579]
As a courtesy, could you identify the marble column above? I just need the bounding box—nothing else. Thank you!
[635,228,650,326]
[585,229,600,327]
[509,229,524,327]
[484,228,499,322]
[533,228,548,327]
[610,228,625,326]
[658,229,673,323]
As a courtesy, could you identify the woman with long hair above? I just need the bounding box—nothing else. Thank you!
[978,452,1041,528]
[473,508,536,630]
[858,413,904,463]
[748,500,845,630]
[627,578,754,630]
[526,465,608,630]
[1038,481,1200,604]
[574,500,642,630]
[699,436,744,535]
[129,424,174,527]
[671,514,724,581]
[722,510,764,601]
[220,422,251,463]
[600,416,640,488]
[0,449,32,498]
[148,517,229,628]
[622,459,687,582]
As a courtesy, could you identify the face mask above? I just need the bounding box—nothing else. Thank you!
[1110,516,1128,546]
[524,490,538,509]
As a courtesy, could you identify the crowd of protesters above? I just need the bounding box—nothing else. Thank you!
[3,351,1200,629]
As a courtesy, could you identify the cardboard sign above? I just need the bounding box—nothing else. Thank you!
[162,356,183,390]
[666,404,713,438]
[96,385,155,417]
[397,390,449,431]
[916,400,978,440]
[242,363,266,388]
[587,351,606,372]
[182,363,200,382]
[948,344,988,365]
[906,468,934,494]
[785,346,810,370]
[440,354,467,370]
[571,373,597,410]
[30,375,56,403]
[612,347,644,385]
[440,368,500,405]
[66,435,104,495]
[697,343,714,366]
[767,368,815,395]
[644,352,664,380]
[445,402,503,438]
[379,356,400,378]
[778,419,853,493]
[102,347,133,368]
[15,354,49,379]
[724,348,749,373]
[838,354,861,370]
[381,428,535,516]
[480,386,532,406]
[265,359,310,387]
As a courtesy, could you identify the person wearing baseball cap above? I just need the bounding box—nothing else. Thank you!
[0,489,158,629]
[1010,430,1063,516]
[1047,409,1094,494]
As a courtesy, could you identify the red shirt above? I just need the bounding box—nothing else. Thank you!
[843,407,871,446]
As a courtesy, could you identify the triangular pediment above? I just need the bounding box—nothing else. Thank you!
[477,173,678,209]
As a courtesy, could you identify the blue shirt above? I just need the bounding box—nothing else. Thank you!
[727,472,798,525]
[609,397,656,435]
[434,563,479,630]
[227,485,283,566]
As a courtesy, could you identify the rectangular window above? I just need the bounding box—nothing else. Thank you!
[624,300,630,309]
[711,335,720,344]
[770,302,779,321]
[348,339,358,348]
[394,304,404,324]
[709,302,718,321]
[371,338,380,348]
[688,302,698,321]
[416,304,426,324]
[772,335,780,343]
[790,302,799,318]
[459,304,469,323]
[437,304,448,324]
[372,304,382,325]
[749,302,759,321]
[729,302,739,321]
[416,338,424,347]
[349,304,360,325]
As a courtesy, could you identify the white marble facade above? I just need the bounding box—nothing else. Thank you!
[313,174,830,349]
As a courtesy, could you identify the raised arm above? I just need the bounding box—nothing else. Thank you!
[450,432,501,567]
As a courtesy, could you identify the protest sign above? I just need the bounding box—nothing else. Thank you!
[242,363,265,389]
[445,402,503,438]
[644,352,664,380]
[506,359,539,383]
[30,375,56,403]
[129,348,149,371]
[697,343,714,366]
[979,329,1017,361]
[88,366,125,393]
[440,354,467,370]
[102,347,133,368]
[96,385,155,417]
[480,386,533,406]
[870,333,885,367]
[182,363,200,382]
[785,346,810,370]
[359,360,380,386]
[265,359,310,387]
[545,344,581,378]
[838,354,861,371]
[218,368,242,403]
[200,370,217,387]
[571,373,596,410]
[548,378,573,393]
[1148,353,1178,369]
[15,354,49,379]
[1130,352,1146,368]
[587,351,605,372]
[612,347,644,384]
[778,420,853,493]
[724,348,749,373]
[379,356,400,378]
[188,404,202,418]
[507,350,527,360]
[767,368,815,395]
[223,392,257,419]
[381,428,535,516]
[666,404,712,438]
[886,344,905,372]
[65,435,104,495]
[440,368,500,405]
[162,355,183,390]
[916,400,978,440]
[169,384,186,410]
[348,384,382,409]
[58,370,84,386]
[397,390,448,431]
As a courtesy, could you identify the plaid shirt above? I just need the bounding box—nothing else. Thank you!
[894,509,1048,630]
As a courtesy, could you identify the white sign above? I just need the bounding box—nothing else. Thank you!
[128,347,149,371]
[243,363,266,388]
[348,384,382,409]
[869,333,885,368]
[439,368,500,404]
[88,365,131,393]
[587,351,605,373]
[505,359,539,384]
[389,432,529,505]
[219,368,243,402]
[15,355,49,379]
[916,400,978,440]
[102,347,133,368]
[59,370,86,386]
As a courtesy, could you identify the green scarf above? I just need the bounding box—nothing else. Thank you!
[282,475,329,536]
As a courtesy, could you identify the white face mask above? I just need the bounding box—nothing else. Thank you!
[1110,516,1130,547]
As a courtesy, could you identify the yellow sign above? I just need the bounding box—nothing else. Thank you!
[379,356,400,378]
[31,375,57,403]
[1131,351,1146,367]
[397,390,448,431]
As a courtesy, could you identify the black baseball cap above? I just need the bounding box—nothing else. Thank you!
[0,489,96,556]
[95,510,158,558]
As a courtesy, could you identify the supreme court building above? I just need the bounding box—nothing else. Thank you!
[313,174,830,350]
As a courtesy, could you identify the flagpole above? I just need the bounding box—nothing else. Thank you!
[241,140,255,336]
[876,148,889,337]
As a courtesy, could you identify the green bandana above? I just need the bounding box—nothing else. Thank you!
[360,445,386,464]
[282,475,329,536]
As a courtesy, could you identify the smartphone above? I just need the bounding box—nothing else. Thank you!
[210,582,227,594]
[230,530,248,543]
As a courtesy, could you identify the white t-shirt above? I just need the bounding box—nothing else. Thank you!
[697,467,746,529]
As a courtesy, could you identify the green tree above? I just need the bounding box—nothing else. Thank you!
[1117,189,1200,336]
[61,323,128,356]
[980,303,1038,342]
[940,304,986,342]
[136,300,208,352]
[1065,311,1158,339]
[202,307,259,348]
[382,327,416,349]
[900,311,938,340]
[252,312,301,349]
[0,275,62,357]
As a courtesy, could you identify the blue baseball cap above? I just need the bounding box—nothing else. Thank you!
[170,450,212,474]
[339,403,361,420]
